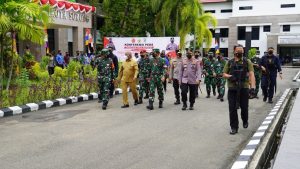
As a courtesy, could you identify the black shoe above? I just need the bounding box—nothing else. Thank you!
[110,95,114,99]
[102,101,108,110]
[146,100,154,110]
[230,128,238,135]
[217,95,221,99]
[220,98,224,102]
[263,97,267,102]
[134,100,139,106]
[144,95,149,99]
[182,103,187,111]
[159,101,163,108]
[213,90,216,96]
[206,95,210,98]
[138,97,143,104]
[189,106,194,110]
[121,105,129,108]
[174,100,180,105]
[268,99,273,104]
[98,100,102,103]
[243,122,249,129]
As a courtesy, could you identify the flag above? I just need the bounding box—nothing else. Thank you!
[85,29,90,46]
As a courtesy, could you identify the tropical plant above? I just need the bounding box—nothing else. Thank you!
[0,0,51,97]
[248,48,257,59]
[152,0,217,49]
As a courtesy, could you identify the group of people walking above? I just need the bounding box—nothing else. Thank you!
[95,45,283,135]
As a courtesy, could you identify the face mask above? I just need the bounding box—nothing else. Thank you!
[217,56,221,60]
[236,52,243,58]
[268,51,273,55]
[140,55,145,58]
[195,54,199,58]
[187,54,192,59]
[209,56,213,59]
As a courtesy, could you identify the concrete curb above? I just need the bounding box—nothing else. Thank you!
[292,70,300,82]
[0,85,140,118]
[231,88,291,169]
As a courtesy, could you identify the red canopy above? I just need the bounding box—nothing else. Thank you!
[39,0,96,13]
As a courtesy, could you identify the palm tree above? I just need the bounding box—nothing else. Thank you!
[0,0,51,93]
[154,0,217,49]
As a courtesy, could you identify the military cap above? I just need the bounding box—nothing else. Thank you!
[153,48,160,53]
[101,48,110,55]
[140,49,147,54]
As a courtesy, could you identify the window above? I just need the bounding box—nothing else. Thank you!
[239,6,253,10]
[238,26,246,40]
[205,10,215,13]
[210,29,215,37]
[283,25,290,32]
[221,9,232,13]
[251,26,260,40]
[281,4,295,8]
[263,25,271,32]
[220,28,229,37]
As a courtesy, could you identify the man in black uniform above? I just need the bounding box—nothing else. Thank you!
[108,46,119,98]
[259,47,282,103]
[223,44,256,135]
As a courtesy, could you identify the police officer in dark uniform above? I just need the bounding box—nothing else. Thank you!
[223,44,256,135]
[259,47,282,103]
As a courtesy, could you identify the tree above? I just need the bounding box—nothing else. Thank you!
[0,0,51,95]
[102,0,156,37]
[154,0,217,49]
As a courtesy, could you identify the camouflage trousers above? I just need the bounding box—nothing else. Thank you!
[204,76,216,95]
[149,77,164,102]
[216,77,226,97]
[254,73,261,95]
[139,79,149,98]
[98,77,111,102]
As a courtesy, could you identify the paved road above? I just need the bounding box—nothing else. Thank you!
[0,68,299,169]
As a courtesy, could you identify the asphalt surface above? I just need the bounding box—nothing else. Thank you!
[0,68,299,169]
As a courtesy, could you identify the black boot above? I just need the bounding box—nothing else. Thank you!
[146,100,154,110]
[189,103,194,110]
[134,100,139,106]
[159,100,163,108]
[220,97,224,102]
[144,94,149,99]
[98,99,102,103]
[102,101,108,110]
[174,99,180,105]
[263,96,267,102]
[182,102,187,111]
[206,94,210,98]
[217,95,221,99]
[138,97,143,104]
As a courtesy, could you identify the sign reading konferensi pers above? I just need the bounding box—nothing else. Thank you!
[50,8,89,23]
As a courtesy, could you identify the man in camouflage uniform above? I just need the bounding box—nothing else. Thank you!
[138,50,151,104]
[213,53,227,102]
[203,52,216,98]
[95,49,116,110]
[194,50,201,98]
[250,55,262,99]
[147,49,166,110]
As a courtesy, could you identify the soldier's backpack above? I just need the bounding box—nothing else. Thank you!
[228,57,249,83]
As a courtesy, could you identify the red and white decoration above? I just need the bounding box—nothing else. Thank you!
[39,0,96,13]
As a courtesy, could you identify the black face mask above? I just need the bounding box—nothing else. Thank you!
[268,51,273,55]
[109,50,113,54]
[236,53,243,58]
[195,54,199,58]
[209,56,213,60]
[217,56,221,60]
[187,54,192,59]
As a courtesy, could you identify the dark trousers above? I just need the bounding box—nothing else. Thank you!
[48,67,54,75]
[181,83,197,105]
[109,81,115,97]
[163,80,167,92]
[261,75,276,99]
[173,79,180,100]
[228,88,249,130]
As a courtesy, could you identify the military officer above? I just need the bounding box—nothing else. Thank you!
[147,49,166,110]
[169,50,183,105]
[138,50,151,104]
[178,51,202,110]
[194,50,201,98]
[96,49,116,110]
[213,53,227,102]
[203,52,216,98]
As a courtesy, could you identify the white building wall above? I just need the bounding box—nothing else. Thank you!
[203,2,232,19]
[232,0,300,17]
